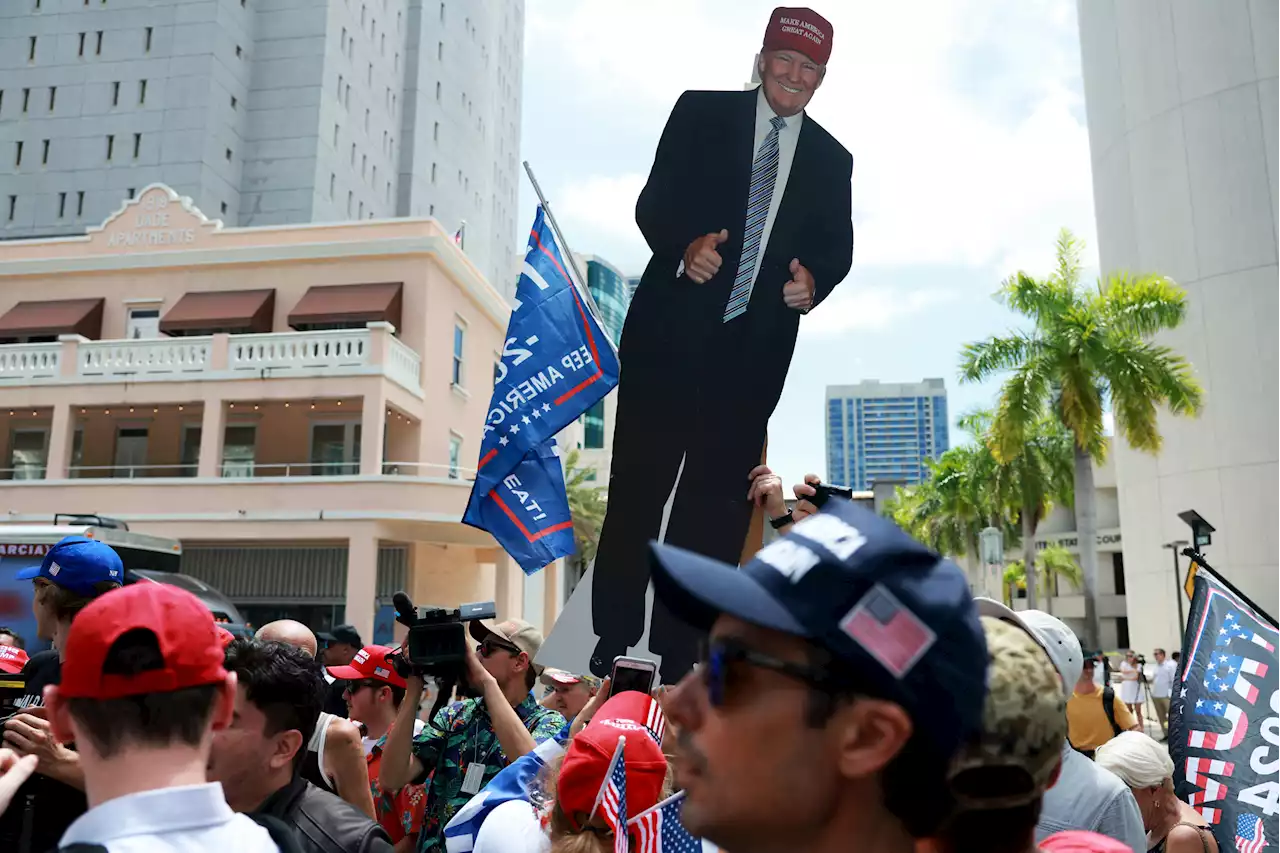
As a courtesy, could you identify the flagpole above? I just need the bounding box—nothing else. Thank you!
[1182,548,1278,626]
[522,161,618,358]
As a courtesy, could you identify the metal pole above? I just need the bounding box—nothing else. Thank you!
[1171,546,1185,634]
[521,161,617,358]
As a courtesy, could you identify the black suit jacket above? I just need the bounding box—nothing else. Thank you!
[623,87,853,423]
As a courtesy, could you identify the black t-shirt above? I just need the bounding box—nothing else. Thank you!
[0,650,88,853]
[322,677,349,719]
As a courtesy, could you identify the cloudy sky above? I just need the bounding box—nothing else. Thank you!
[516,0,1101,488]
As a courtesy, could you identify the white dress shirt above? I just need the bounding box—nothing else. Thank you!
[59,782,280,852]
[744,87,803,292]
[1152,659,1177,699]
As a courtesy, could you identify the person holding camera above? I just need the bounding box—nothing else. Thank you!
[0,536,124,853]
[1117,651,1144,730]
[379,618,566,852]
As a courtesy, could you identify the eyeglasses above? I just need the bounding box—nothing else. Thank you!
[342,679,382,697]
[477,639,521,658]
[698,636,840,707]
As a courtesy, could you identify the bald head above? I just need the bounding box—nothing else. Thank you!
[255,620,318,658]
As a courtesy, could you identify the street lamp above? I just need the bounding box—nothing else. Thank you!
[1162,539,1190,633]
[980,526,1004,602]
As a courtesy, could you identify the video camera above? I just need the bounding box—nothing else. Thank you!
[808,481,854,508]
[0,671,26,723]
[388,591,496,679]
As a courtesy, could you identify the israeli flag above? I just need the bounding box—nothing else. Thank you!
[444,737,566,852]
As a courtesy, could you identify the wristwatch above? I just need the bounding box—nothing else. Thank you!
[769,510,794,530]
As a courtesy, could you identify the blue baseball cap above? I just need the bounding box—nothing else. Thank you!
[649,500,987,760]
[16,536,124,596]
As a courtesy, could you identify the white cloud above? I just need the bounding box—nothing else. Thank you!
[557,173,646,246]
[802,286,958,338]
[527,0,1098,288]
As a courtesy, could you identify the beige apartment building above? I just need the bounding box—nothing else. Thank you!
[0,184,559,642]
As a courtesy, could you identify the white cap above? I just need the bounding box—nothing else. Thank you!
[975,598,1084,688]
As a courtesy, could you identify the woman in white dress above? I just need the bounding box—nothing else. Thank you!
[1118,650,1144,729]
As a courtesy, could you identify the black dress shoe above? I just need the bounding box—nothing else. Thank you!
[590,636,627,679]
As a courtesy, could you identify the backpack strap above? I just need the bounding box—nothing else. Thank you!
[1102,684,1123,737]
[248,812,306,853]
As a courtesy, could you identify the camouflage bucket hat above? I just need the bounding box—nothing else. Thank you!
[947,616,1067,809]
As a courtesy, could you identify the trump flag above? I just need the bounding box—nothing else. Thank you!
[1170,556,1278,851]
[463,207,619,574]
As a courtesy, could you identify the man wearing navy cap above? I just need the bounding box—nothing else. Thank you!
[0,536,123,853]
[320,624,363,719]
[653,501,987,853]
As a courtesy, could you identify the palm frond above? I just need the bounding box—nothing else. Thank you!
[1102,339,1204,452]
[1056,358,1107,459]
[1000,271,1076,326]
[1096,272,1189,337]
[1054,228,1084,289]
[991,358,1052,462]
[960,333,1042,383]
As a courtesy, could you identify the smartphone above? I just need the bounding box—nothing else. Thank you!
[610,655,658,697]
[811,481,855,508]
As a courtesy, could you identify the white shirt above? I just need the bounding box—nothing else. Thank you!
[1152,659,1177,698]
[473,799,550,853]
[60,782,280,852]
[1037,741,1147,853]
[745,88,803,293]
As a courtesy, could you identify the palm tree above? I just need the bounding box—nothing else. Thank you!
[562,449,607,594]
[1002,544,1083,609]
[963,409,1075,609]
[960,229,1203,647]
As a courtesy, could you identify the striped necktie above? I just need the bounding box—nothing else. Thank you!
[724,115,787,323]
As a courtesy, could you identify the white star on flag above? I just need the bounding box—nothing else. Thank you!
[1181,688,1187,698]
[542,403,551,412]
[531,408,541,419]
[522,415,531,425]
[499,436,508,446]
[510,424,520,434]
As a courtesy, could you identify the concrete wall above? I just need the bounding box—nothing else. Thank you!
[1077,0,1279,655]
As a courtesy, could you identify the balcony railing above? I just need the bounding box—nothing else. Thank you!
[44,460,473,480]
[0,326,423,395]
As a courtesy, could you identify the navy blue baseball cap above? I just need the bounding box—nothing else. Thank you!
[16,536,124,596]
[649,500,987,760]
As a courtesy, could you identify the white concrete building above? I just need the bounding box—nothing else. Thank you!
[0,0,523,294]
[1076,2,1279,654]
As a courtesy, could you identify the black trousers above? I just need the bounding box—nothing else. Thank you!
[590,361,765,680]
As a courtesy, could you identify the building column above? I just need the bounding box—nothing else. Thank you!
[45,402,74,480]
[196,401,225,478]
[345,532,379,643]
[493,551,523,622]
[360,389,387,476]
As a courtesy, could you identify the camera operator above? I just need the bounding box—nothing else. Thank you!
[0,536,123,853]
[379,618,566,852]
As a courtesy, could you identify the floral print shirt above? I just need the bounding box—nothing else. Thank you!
[412,693,565,852]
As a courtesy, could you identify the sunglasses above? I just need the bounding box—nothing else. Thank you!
[698,636,838,707]
[342,679,386,696]
[476,638,522,658]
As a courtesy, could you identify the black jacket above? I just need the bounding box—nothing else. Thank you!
[254,776,391,853]
[625,86,853,421]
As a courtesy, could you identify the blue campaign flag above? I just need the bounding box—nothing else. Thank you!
[463,440,576,575]
[472,206,617,497]
[464,207,619,574]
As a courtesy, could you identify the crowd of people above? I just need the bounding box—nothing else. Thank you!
[0,474,1204,853]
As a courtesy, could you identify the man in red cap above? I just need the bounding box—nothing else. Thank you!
[41,582,284,851]
[590,6,853,684]
[328,644,427,850]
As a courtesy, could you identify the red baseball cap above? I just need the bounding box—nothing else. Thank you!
[0,645,28,675]
[326,644,406,689]
[762,6,833,65]
[557,692,668,827]
[59,583,229,700]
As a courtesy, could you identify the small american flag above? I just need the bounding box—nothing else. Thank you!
[1236,813,1267,853]
[630,792,700,853]
[592,737,629,853]
[644,696,666,745]
[840,584,936,678]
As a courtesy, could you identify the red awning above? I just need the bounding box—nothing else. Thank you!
[288,282,403,330]
[160,289,275,335]
[0,298,104,339]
